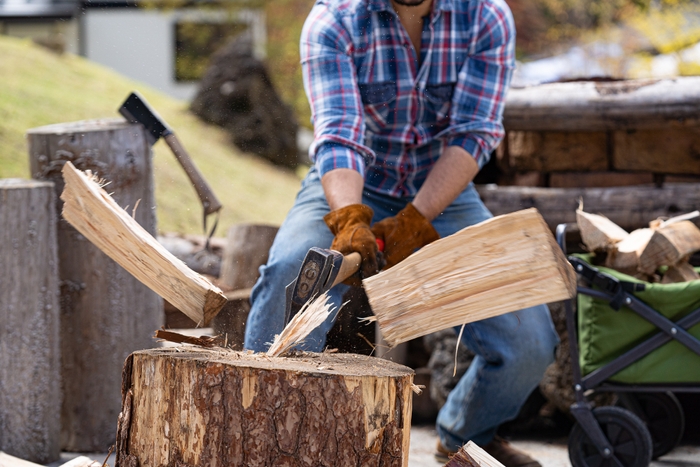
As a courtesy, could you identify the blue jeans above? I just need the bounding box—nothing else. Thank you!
[244,168,559,446]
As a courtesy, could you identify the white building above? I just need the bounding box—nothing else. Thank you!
[0,0,266,100]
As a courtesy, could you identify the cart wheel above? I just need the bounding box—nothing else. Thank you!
[619,392,685,459]
[568,406,653,467]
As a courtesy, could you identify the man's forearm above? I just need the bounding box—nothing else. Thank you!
[412,146,480,221]
[321,168,365,211]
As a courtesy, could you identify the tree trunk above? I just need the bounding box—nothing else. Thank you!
[476,183,700,232]
[220,223,279,290]
[116,348,414,467]
[0,180,61,464]
[503,77,700,131]
[214,224,278,347]
[27,119,163,452]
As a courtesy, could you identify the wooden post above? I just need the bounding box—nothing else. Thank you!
[116,348,414,466]
[27,119,163,452]
[214,224,278,348]
[0,180,61,464]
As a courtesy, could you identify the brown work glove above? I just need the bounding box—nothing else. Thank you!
[371,202,440,269]
[324,204,380,286]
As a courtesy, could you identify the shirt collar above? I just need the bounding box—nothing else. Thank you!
[367,0,455,12]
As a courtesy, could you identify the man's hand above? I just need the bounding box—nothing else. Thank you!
[324,204,380,286]
[371,203,439,269]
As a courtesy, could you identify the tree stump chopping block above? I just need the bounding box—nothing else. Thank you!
[116,348,415,467]
[27,119,163,451]
[0,179,60,464]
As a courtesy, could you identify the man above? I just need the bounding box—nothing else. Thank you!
[244,0,559,464]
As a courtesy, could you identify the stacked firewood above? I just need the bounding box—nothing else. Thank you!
[577,207,700,282]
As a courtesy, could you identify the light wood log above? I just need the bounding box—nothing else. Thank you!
[0,452,44,467]
[476,183,700,232]
[614,128,700,175]
[661,262,700,284]
[28,119,163,451]
[363,208,577,347]
[444,441,504,467]
[549,172,654,188]
[504,77,700,131]
[639,221,700,275]
[0,180,60,464]
[115,348,414,466]
[60,161,227,326]
[576,209,629,252]
[505,131,608,172]
[605,228,654,273]
[58,456,102,467]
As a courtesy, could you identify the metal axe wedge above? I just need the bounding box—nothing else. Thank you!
[118,91,223,224]
[284,239,384,325]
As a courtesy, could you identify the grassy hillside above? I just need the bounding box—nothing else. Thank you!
[0,35,302,234]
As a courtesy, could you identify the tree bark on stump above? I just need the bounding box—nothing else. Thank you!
[0,180,61,464]
[116,348,414,467]
[27,119,163,452]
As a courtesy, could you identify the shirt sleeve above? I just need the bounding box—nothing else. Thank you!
[437,0,515,169]
[300,3,376,178]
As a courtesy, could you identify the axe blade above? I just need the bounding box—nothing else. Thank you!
[284,247,344,326]
[118,91,170,144]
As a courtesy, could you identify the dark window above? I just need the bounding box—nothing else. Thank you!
[174,19,247,82]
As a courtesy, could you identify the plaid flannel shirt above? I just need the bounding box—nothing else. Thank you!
[301,0,515,197]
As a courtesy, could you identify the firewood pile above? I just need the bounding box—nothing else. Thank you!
[577,207,700,282]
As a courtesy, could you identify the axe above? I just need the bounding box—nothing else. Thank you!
[119,92,223,225]
[284,240,384,325]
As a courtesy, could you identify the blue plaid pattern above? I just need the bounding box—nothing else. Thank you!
[301,0,515,197]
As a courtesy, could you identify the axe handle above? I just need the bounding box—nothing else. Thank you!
[332,252,361,288]
[163,133,223,216]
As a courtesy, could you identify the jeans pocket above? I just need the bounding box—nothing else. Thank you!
[424,83,455,123]
[359,82,397,131]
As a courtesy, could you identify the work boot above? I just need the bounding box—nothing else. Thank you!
[434,437,541,467]
[434,440,456,463]
[482,436,541,467]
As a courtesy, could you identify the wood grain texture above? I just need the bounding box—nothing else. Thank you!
[639,221,700,275]
[549,172,654,188]
[506,131,608,172]
[661,262,700,284]
[613,128,700,175]
[60,161,226,326]
[363,209,577,347]
[0,180,60,464]
[476,184,700,232]
[27,119,162,451]
[605,228,654,273]
[504,77,700,131]
[445,442,505,467]
[115,348,414,467]
[576,209,629,252]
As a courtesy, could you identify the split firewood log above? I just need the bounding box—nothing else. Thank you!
[576,208,629,252]
[443,441,503,467]
[605,228,654,274]
[60,161,227,326]
[639,221,700,275]
[661,261,700,284]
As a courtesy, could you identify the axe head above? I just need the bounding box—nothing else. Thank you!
[284,247,344,326]
[118,91,170,145]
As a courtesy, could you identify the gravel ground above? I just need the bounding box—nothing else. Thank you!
[408,424,700,467]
